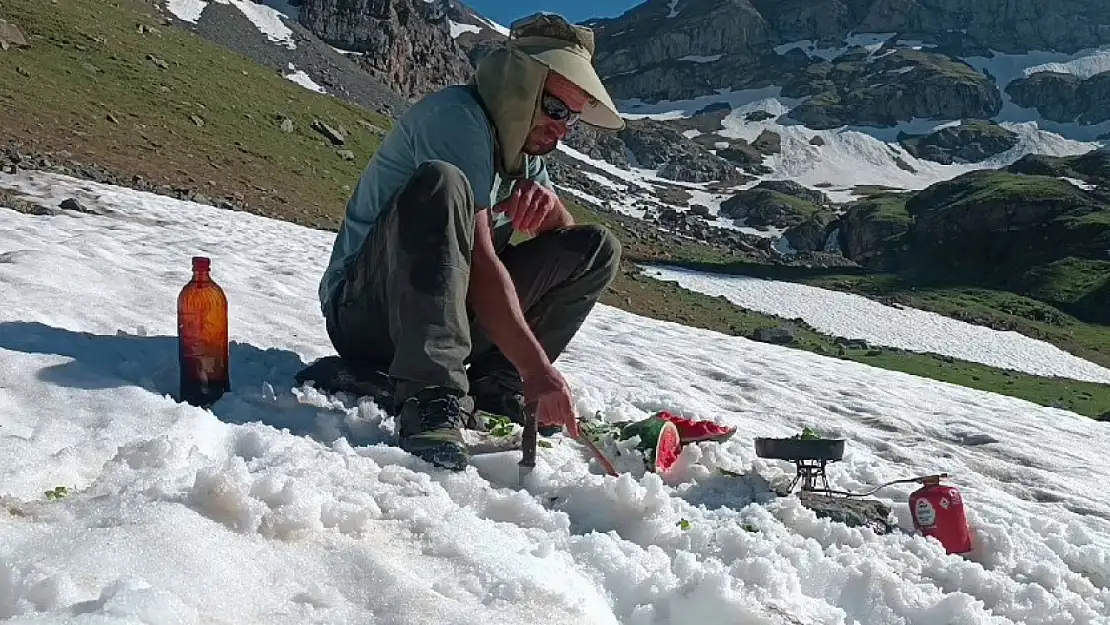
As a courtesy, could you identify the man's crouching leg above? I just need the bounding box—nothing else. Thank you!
[330,160,477,470]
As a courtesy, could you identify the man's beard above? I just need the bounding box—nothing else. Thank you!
[523,132,559,156]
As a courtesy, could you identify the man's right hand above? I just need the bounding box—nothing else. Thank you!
[521,364,580,438]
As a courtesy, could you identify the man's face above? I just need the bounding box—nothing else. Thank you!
[522,71,590,156]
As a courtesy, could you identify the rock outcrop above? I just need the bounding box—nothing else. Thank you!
[897,120,1019,164]
[720,181,828,229]
[619,120,748,183]
[1007,149,1110,189]
[0,19,29,50]
[299,0,472,99]
[446,0,507,67]
[564,124,630,168]
[784,50,1002,129]
[564,118,748,184]
[836,193,913,269]
[588,0,1110,126]
[1006,71,1110,126]
[904,170,1106,274]
[784,211,839,253]
[853,0,1110,55]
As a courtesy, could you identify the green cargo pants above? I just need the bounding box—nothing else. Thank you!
[324,160,621,409]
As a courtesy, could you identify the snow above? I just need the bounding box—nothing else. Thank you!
[964,48,1110,141]
[773,33,896,62]
[602,47,1108,221]
[965,47,1110,90]
[472,14,510,37]
[164,0,298,49]
[642,265,1110,385]
[164,0,206,23]
[1022,47,1110,80]
[616,86,790,120]
[449,20,480,39]
[283,63,326,94]
[679,55,721,64]
[1061,176,1099,191]
[4,170,1110,624]
[555,144,654,191]
[705,92,1097,193]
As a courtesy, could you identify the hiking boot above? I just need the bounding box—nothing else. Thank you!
[396,387,472,471]
[294,356,395,407]
[469,373,562,437]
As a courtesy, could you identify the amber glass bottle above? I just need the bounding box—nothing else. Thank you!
[177,256,229,407]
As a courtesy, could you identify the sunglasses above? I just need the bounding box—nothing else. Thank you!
[541,92,581,126]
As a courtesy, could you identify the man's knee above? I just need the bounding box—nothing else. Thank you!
[411,160,469,189]
[575,223,621,262]
[397,160,476,217]
[593,224,621,268]
[561,224,621,283]
[395,160,477,250]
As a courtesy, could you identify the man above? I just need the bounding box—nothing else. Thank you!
[307,12,626,470]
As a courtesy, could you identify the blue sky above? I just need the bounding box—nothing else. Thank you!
[464,0,641,26]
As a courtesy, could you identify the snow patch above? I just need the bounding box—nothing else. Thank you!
[643,265,1110,384]
[773,32,896,61]
[449,20,480,38]
[283,63,326,94]
[1021,47,1110,80]
[1061,176,1098,191]
[965,47,1110,90]
[165,0,206,22]
[617,86,792,120]
[165,0,298,49]
[962,49,1110,140]
[1,170,1109,623]
[472,14,509,36]
[679,54,721,63]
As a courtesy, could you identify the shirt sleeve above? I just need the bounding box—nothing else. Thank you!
[407,103,497,207]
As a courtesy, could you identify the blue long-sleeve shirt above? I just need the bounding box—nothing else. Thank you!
[318,85,552,315]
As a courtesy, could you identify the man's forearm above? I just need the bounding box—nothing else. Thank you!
[468,210,550,378]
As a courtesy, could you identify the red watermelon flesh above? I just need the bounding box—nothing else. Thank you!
[654,421,682,473]
[655,411,736,444]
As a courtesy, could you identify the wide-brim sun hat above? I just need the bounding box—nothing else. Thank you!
[508,12,625,131]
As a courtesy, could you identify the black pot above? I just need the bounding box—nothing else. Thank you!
[754,437,845,461]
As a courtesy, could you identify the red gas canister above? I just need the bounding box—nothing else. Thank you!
[909,474,972,555]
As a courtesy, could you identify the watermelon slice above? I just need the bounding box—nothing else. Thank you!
[615,417,683,473]
[654,411,736,444]
[653,420,681,473]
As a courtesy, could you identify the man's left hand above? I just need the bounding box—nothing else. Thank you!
[494,179,557,233]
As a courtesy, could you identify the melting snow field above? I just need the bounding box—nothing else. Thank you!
[2,171,1110,624]
[643,265,1110,385]
[166,0,300,48]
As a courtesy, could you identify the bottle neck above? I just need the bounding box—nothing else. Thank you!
[192,270,211,283]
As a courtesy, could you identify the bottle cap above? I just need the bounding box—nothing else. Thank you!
[192,256,211,271]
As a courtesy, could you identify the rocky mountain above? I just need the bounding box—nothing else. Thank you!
[153,0,1110,318]
[444,0,508,66]
[298,0,472,99]
[588,0,1110,130]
